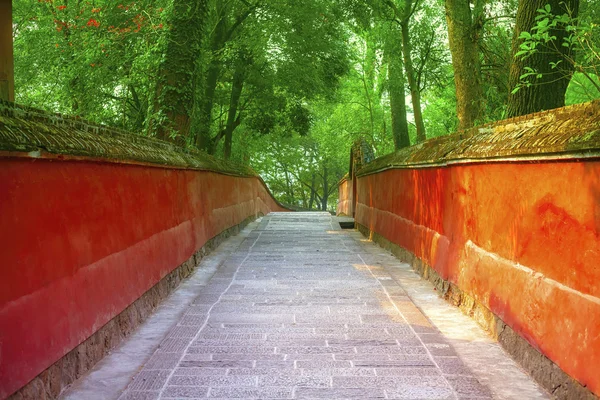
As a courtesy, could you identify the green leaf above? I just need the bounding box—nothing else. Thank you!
[519,31,532,40]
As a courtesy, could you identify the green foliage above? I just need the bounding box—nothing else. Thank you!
[13,0,168,130]
[566,72,600,104]
[513,3,600,97]
[13,0,600,209]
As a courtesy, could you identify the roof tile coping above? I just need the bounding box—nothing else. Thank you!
[357,100,600,177]
[0,101,256,177]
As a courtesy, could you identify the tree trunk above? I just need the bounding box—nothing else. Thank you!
[0,0,14,102]
[150,0,206,145]
[321,164,329,211]
[385,24,410,150]
[445,0,484,130]
[195,7,227,151]
[223,60,245,159]
[506,0,579,117]
[309,172,316,210]
[400,3,426,143]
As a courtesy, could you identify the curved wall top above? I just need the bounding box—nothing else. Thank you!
[357,100,600,176]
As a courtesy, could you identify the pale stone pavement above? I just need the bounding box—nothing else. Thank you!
[64,212,548,400]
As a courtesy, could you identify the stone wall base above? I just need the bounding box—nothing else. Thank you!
[9,215,259,400]
[357,223,597,400]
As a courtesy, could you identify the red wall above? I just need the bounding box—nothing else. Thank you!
[0,157,285,398]
[337,178,353,216]
[355,161,600,396]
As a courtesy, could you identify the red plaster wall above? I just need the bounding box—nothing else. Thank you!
[355,161,600,396]
[0,157,286,398]
[337,178,353,216]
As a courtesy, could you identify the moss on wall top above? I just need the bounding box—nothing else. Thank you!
[357,100,600,177]
[0,101,256,177]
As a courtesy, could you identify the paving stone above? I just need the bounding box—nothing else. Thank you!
[257,374,330,388]
[334,353,391,361]
[118,391,160,400]
[179,360,254,368]
[168,375,257,387]
[162,386,209,398]
[193,295,222,305]
[228,368,296,376]
[300,368,376,376]
[386,385,455,399]
[327,339,399,346]
[426,343,459,357]
[167,325,202,339]
[119,212,494,400]
[187,346,276,354]
[295,361,352,368]
[207,387,293,398]
[286,354,335,361]
[143,353,182,370]
[374,367,441,376]
[276,346,356,354]
[446,376,493,397]
[354,359,435,367]
[186,305,213,315]
[354,345,423,354]
[181,354,212,361]
[157,338,190,353]
[211,353,285,361]
[127,370,170,391]
[199,333,266,340]
[208,314,295,323]
[173,368,228,376]
[434,356,473,375]
[255,361,296,368]
[295,387,386,399]
[179,315,208,326]
[332,375,448,388]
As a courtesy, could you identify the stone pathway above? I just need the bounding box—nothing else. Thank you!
[109,212,546,400]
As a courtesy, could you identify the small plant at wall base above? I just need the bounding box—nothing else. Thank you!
[513,3,600,103]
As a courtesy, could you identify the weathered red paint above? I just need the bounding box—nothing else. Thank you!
[355,161,600,396]
[337,177,353,216]
[0,157,285,399]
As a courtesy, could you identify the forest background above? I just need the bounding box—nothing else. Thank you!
[12,0,600,210]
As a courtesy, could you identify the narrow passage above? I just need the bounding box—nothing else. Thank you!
[114,212,540,400]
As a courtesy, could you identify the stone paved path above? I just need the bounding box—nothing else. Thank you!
[116,212,534,400]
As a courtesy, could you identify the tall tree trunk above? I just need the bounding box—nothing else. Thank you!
[284,168,295,204]
[150,0,206,145]
[385,24,410,150]
[196,7,227,151]
[400,1,426,143]
[223,59,245,159]
[0,0,14,102]
[445,0,484,130]
[321,163,329,211]
[309,172,316,209]
[195,1,258,151]
[507,0,579,117]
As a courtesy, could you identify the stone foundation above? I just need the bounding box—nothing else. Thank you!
[357,223,597,400]
[8,215,258,400]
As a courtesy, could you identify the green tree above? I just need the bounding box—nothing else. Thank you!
[507,0,580,117]
[445,0,485,130]
[148,0,207,144]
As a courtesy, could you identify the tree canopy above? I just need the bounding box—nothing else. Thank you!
[12,0,600,209]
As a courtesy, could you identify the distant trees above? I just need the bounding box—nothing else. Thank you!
[11,0,600,208]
